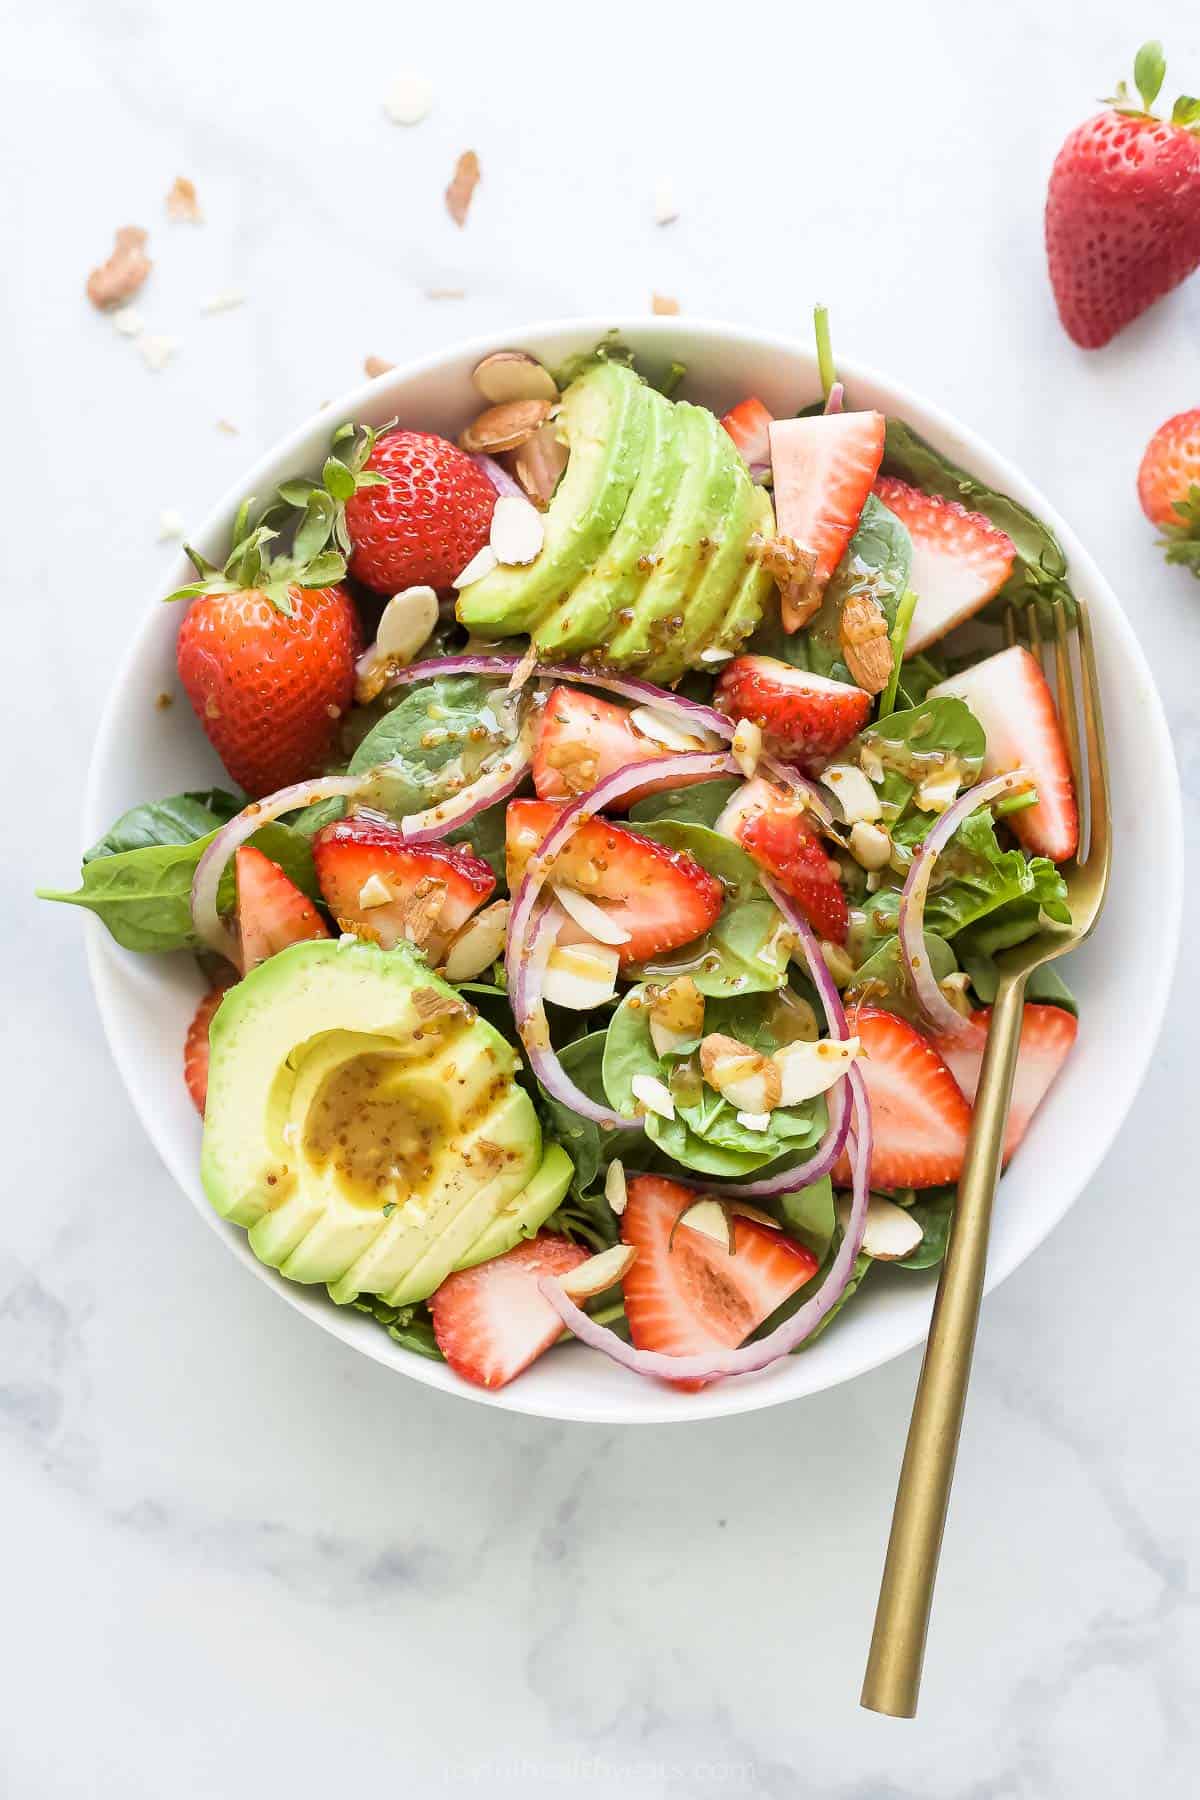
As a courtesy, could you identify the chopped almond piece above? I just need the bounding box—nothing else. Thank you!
[166,177,202,223]
[652,293,680,315]
[86,226,151,310]
[446,151,481,227]
[364,354,395,378]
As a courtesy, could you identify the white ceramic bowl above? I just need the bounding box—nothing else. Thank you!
[84,318,1182,1425]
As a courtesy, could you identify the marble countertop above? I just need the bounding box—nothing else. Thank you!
[4,0,1198,1792]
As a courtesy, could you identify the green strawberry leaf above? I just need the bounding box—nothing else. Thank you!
[1172,94,1200,127]
[298,550,347,588]
[277,478,318,507]
[1134,40,1166,113]
[322,456,356,503]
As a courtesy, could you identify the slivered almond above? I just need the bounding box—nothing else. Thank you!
[699,1033,782,1115]
[773,1036,860,1105]
[848,821,891,871]
[472,350,558,405]
[445,150,480,226]
[460,398,553,455]
[552,885,631,945]
[822,763,881,824]
[166,177,202,222]
[558,1243,638,1300]
[605,1160,628,1216]
[357,873,395,909]
[364,354,395,378]
[647,975,704,1038]
[375,585,439,664]
[453,543,498,588]
[631,1073,675,1119]
[543,941,619,1010]
[442,900,510,982]
[674,1198,733,1251]
[513,422,569,508]
[490,494,545,566]
[628,706,708,751]
[732,717,762,778]
[727,1200,782,1230]
[836,1193,924,1261]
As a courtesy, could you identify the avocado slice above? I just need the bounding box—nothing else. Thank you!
[202,939,552,1305]
[453,1141,574,1272]
[603,402,731,676]
[530,389,684,660]
[706,486,777,658]
[456,361,650,639]
[650,445,759,684]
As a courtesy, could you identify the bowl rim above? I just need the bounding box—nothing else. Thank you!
[83,314,1184,1424]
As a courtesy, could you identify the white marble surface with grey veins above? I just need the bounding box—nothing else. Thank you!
[3,0,1199,1793]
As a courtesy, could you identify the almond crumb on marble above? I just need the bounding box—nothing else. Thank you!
[654,180,679,225]
[137,334,179,373]
[364,354,395,378]
[445,151,480,227]
[215,418,238,435]
[166,177,202,223]
[200,291,244,315]
[87,226,151,310]
[157,508,185,540]
[111,306,144,337]
[425,286,466,300]
[383,73,433,125]
[652,293,680,315]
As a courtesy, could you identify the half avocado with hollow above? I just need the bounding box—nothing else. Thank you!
[201,938,571,1307]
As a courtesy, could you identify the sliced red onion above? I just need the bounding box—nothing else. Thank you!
[538,1061,873,1383]
[399,740,531,844]
[748,460,772,486]
[759,755,836,830]
[470,454,523,499]
[824,381,845,416]
[898,769,1034,1039]
[383,655,735,743]
[511,896,637,1131]
[190,773,367,965]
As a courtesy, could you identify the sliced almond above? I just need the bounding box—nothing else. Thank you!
[773,1036,861,1105]
[453,543,498,589]
[442,900,510,982]
[822,763,882,824]
[836,1193,924,1261]
[647,975,704,1037]
[87,226,151,309]
[559,1242,638,1300]
[459,398,553,456]
[699,646,734,665]
[364,354,395,379]
[604,1160,628,1216]
[472,350,558,406]
[848,821,892,871]
[375,585,439,664]
[552,885,631,946]
[383,73,433,126]
[631,1073,676,1120]
[727,1200,782,1231]
[937,970,974,1020]
[166,177,202,222]
[649,1017,695,1058]
[817,938,855,988]
[543,941,620,1011]
[698,1033,782,1115]
[358,873,396,910]
[914,766,963,814]
[490,494,545,567]
[628,705,709,751]
[651,293,680,316]
[736,1111,772,1132]
[674,1198,733,1251]
[513,422,569,508]
[732,717,763,779]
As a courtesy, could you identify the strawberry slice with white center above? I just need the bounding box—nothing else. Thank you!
[714,655,872,768]
[832,1006,972,1190]
[937,1004,1078,1163]
[235,845,330,972]
[532,685,674,806]
[716,776,849,944]
[430,1235,590,1389]
[312,813,496,959]
[183,978,234,1115]
[720,395,774,469]
[768,411,886,624]
[874,477,1016,654]
[505,799,724,966]
[620,1175,818,1389]
[930,646,1079,862]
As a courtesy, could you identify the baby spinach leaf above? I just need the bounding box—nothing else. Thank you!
[857,695,986,819]
[895,1188,955,1271]
[629,779,741,830]
[349,675,519,815]
[922,809,1070,938]
[777,1175,837,1264]
[846,931,958,1026]
[957,949,1078,1016]
[632,818,761,899]
[83,789,243,862]
[349,1296,443,1359]
[802,493,913,682]
[634,897,791,998]
[39,821,318,954]
[538,1032,643,1194]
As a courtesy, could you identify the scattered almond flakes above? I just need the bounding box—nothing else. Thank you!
[425,286,465,300]
[137,334,179,373]
[445,151,480,227]
[383,73,433,126]
[654,180,679,226]
[155,691,175,710]
[111,306,144,337]
[215,418,239,435]
[157,508,185,540]
[507,641,540,691]
[200,290,245,314]
[651,293,680,316]
[364,354,395,378]
[166,177,202,223]
[87,226,152,310]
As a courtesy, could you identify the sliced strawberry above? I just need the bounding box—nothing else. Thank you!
[183,978,234,1116]
[620,1175,818,1388]
[714,655,871,769]
[768,411,886,622]
[937,1004,1078,1164]
[715,776,849,943]
[235,846,330,972]
[430,1234,589,1389]
[720,395,774,469]
[930,646,1078,862]
[505,799,724,966]
[873,477,1016,654]
[833,1006,972,1190]
[532,685,670,804]
[312,814,495,959]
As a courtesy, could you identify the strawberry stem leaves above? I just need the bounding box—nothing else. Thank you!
[1134,40,1166,112]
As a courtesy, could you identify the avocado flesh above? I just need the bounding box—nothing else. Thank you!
[706,486,776,657]
[453,1141,574,1272]
[604,402,741,678]
[202,939,548,1305]
[651,449,759,684]
[530,389,684,659]
[457,362,650,638]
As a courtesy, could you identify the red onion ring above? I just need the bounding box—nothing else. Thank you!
[469,454,523,500]
[383,655,735,744]
[510,896,637,1131]
[898,768,1033,1039]
[538,1061,873,1383]
[399,740,531,844]
[190,773,367,965]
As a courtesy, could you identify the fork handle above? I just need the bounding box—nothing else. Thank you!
[860,972,1028,1718]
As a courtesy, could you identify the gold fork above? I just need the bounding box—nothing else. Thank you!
[860,597,1112,1718]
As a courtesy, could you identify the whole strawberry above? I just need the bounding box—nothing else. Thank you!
[344,429,495,592]
[1138,408,1200,576]
[1046,43,1200,349]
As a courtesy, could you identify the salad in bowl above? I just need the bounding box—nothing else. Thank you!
[43,315,1087,1397]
